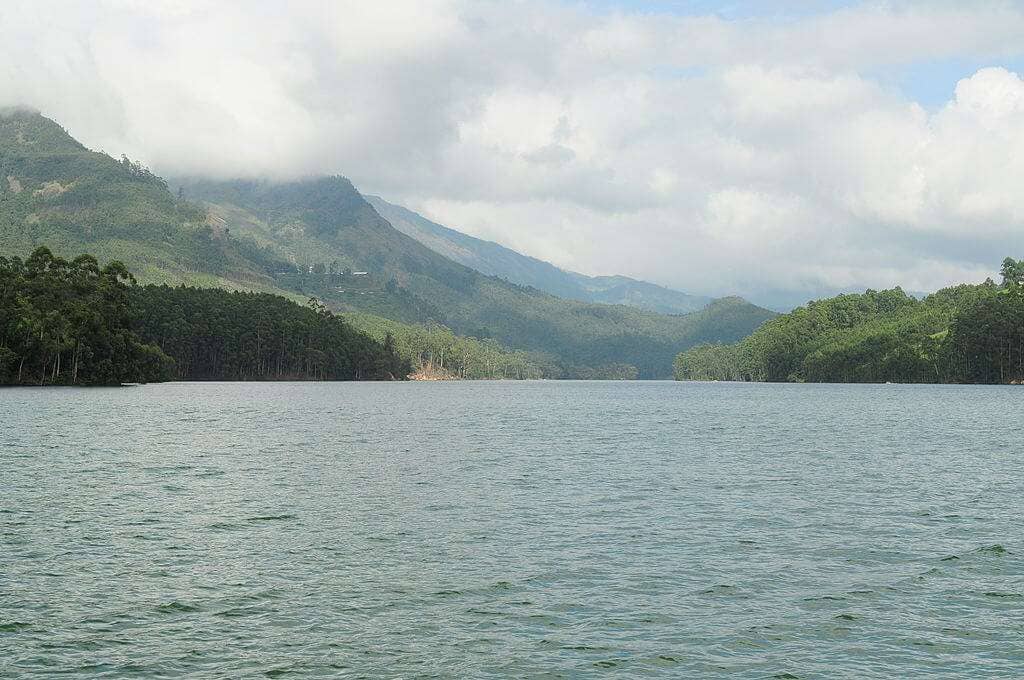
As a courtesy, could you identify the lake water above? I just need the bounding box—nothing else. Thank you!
[2,381,1022,678]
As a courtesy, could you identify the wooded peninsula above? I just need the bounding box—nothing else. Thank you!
[0,247,408,386]
[674,258,1024,385]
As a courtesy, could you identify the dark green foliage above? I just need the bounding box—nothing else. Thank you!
[945,283,1024,384]
[1,245,409,385]
[1000,257,1024,286]
[131,287,408,381]
[675,265,1024,385]
[0,246,173,385]
[673,343,743,381]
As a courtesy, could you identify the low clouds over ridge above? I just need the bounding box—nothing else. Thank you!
[2,0,1024,307]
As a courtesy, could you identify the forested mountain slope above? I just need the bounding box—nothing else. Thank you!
[0,109,284,291]
[366,195,712,314]
[182,178,776,378]
[675,259,1024,384]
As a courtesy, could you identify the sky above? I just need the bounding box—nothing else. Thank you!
[3,1,1024,309]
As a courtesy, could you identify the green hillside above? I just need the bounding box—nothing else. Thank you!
[0,108,286,292]
[675,260,1024,384]
[181,178,776,378]
[367,195,712,314]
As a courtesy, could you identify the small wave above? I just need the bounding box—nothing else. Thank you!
[0,621,31,632]
[246,514,297,522]
[773,674,801,679]
[593,660,620,668]
[142,464,194,473]
[803,596,845,602]
[156,602,200,614]
[834,613,857,621]
[976,544,1009,556]
[208,522,244,531]
[982,591,1022,599]
[214,607,263,618]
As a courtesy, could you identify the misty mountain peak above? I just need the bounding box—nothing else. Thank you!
[0,108,86,154]
[174,175,391,238]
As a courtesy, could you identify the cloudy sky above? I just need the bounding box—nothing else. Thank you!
[3,0,1024,308]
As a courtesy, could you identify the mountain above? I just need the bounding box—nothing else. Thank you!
[0,109,776,378]
[366,195,712,314]
[0,108,284,292]
[180,177,776,378]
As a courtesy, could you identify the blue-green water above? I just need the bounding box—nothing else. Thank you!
[2,381,1022,678]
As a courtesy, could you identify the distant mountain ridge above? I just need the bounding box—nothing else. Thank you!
[366,196,712,315]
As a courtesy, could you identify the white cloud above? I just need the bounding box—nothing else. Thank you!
[2,0,1024,307]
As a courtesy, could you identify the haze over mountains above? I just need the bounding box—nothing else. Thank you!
[0,109,775,379]
[366,196,712,315]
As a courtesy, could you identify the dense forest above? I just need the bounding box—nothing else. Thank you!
[0,247,173,385]
[132,287,408,381]
[1,247,408,385]
[674,258,1024,384]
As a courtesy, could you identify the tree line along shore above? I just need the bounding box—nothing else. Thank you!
[675,258,1024,385]
[0,247,407,386]
[0,247,563,386]
[8,245,1024,387]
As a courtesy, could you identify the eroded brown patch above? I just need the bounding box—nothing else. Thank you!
[33,180,73,198]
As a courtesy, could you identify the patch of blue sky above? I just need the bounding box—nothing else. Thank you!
[570,1,1024,109]
[875,55,1024,109]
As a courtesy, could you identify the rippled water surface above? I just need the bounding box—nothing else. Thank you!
[2,381,1023,678]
